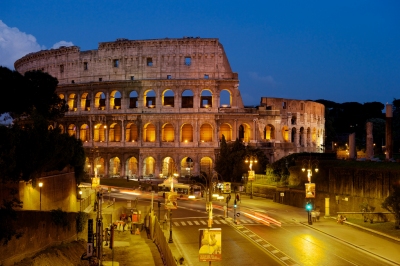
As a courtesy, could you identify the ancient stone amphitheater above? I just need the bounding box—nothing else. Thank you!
[15,37,325,179]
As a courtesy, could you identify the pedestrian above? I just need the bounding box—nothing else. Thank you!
[311,210,316,222]
[236,193,240,201]
[315,209,320,221]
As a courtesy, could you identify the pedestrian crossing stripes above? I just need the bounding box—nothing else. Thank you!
[171,218,289,227]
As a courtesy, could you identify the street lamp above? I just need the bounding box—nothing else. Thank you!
[245,156,257,199]
[302,155,318,225]
[39,182,43,211]
[168,172,179,244]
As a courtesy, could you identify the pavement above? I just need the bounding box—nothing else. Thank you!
[92,194,400,266]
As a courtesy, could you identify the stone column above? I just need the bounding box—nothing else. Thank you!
[349,133,356,159]
[386,104,393,160]
[294,128,300,147]
[366,122,374,160]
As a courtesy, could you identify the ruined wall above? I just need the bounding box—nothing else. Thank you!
[0,211,78,266]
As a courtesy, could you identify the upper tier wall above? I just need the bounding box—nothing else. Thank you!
[14,37,237,85]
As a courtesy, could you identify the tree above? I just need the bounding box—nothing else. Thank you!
[382,184,400,229]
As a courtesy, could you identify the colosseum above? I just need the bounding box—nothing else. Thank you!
[14,37,325,179]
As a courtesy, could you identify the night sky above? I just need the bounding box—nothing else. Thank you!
[1,1,399,106]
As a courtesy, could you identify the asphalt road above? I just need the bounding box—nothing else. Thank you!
[109,190,400,266]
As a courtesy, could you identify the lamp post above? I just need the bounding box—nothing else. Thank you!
[245,156,257,199]
[79,190,83,212]
[168,172,178,243]
[302,155,319,225]
[39,182,43,210]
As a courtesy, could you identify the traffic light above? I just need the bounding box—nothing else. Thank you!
[305,202,312,211]
[234,199,237,208]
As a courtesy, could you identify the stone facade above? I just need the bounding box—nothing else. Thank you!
[15,37,325,179]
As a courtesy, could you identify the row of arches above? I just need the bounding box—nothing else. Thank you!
[86,156,214,178]
[60,88,233,111]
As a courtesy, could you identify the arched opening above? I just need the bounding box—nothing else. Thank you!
[282,126,289,142]
[80,92,91,111]
[300,127,305,146]
[162,89,174,107]
[95,157,105,177]
[200,157,212,177]
[200,90,212,108]
[181,89,194,108]
[109,123,121,142]
[312,128,317,144]
[143,123,156,142]
[219,89,231,108]
[219,123,232,141]
[162,123,174,142]
[264,124,275,140]
[181,123,193,142]
[200,123,213,142]
[291,128,296,143]
[162,157,177,178]
[80,124,90,142]
[307,127,311,144]
[144,89,156,108]
[67,93,77,111]
[180,157,193,178]
[125,123,138,142]
[126,157,138,178]
[68,124,76,137]
[291,115,297,125]
[143,156,155,177]
[95,92,106,110]
[238,124,251,142]
[129,91,138,108]
[110,90,121,109]
[59,124,64,134]
[94,123,107,142]
[109,157,121,177]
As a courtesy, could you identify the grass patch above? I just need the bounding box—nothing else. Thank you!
[346,218,400,239]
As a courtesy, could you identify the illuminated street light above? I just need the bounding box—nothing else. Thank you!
[302,155,319,225]
[39,182,43,211]
[245,155,257,199]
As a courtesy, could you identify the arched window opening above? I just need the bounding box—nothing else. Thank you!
[59,124,64,134]
[291,128,296,143]
[300,127,305,146]
[144,90,156,108]
[264,124,275,140]
[182,90,194,108]
[238,124,250,142]
[282,126,289,142]
[312,128,317,144]
[143,157,155,177]
[95,157,105,177]
[163,89,174,107]
[291,115,297,125]
[200,90,212,108]
[95,92,106,110]
[125,123,138,142]
[181,124,193,142]
[126,157,138,178]
[219,89,231,108]
[80,92,91,111]
[80,124,90,142]
[68,94,77,111]
[200,124,213,142]
[162,123,174,142]
[109,157,121,177]
[180,157,193,178]
[110,90,121,109]
[68,124,76,137]
[129,91,138,108]
[200,157,212,178]
[219,123,232,141]
[94,123,107,142]
[162,157,176,178]
[144,123,156,142]
[109,123,121,142]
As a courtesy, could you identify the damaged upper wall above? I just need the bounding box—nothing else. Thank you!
[14,37,238,85]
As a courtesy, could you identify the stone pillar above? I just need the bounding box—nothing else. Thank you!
[366,122,374,160]
[294,128,300,147]
[386,104,393,160]
[349,133,356,159]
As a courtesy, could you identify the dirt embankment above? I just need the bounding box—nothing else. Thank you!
[14,240,89,266]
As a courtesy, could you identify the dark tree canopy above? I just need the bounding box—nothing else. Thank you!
[0,66,67,120]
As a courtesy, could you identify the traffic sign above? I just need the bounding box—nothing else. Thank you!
[236,213,240,217]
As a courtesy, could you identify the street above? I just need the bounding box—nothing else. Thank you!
[109,190,400,266]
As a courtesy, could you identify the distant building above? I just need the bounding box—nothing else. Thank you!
[15,37,325,179]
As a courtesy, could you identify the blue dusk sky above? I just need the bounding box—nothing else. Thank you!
[0,1,399,106]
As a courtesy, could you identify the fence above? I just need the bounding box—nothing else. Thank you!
[148,211,178,266]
